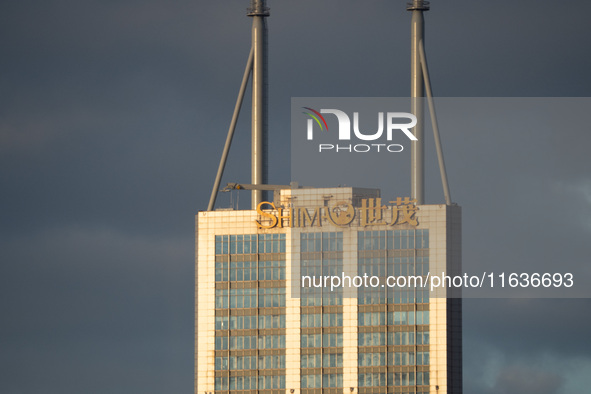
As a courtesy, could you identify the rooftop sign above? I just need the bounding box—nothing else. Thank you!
[256,197,418,229]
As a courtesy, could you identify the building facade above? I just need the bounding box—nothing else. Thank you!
[196,187,462,394]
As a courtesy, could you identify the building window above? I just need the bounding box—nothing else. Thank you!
[385,331,429,345]
[214,336,228,350]
[258,334,286,349]
[358,256,387,277]
[301,333,321,348]
[358,352,386,367]
[215,235,229,255]
[358,332,386,346]
[388,351,416,366]
[300,353,343,368]
[229,335,257,350]
[323,353,343,367]
[258,259,285,280]
[358,229,429,251]
[215,356,228,370]
[388,372,416,386]
[358,312,386,326]
[322,313,343,327]
[300,232,344,307]
[215,376,228,390]
[417,351,430,365]
[322,232,344,251]
[214,234,286,283]
[258,314,285,329]
[301,373,343,388]
[215,260,229,282]
[215,288,260,309]
[258,287,286,307]
[215,315,229,330]
[300,333,345,348]
[302,313,343,327]
[386,311,429,325]
[258,375,285,389]
[229,355,257,370]
[322,333,343,347]
[301,354,321,368]
[229,258,257,281]
[215,317,265,345]
[358,231,387,251]
[258,355,286,369]
[230,314,258,330]
[417,371,430,385]
[301,313,322,328]
[301,232,343,252]
[229,376,258,390]
[417,331,429,344]
[301,374,321,388]
[357,288,386,305]
[322,373,343,387]
[216,234,287,256]
[258,233,286,253]
[358,372,386,387]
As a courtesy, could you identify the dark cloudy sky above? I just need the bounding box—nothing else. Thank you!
[1,1,590,393]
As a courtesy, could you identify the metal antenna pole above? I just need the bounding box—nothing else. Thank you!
[248,0,270,209]
[207,48,254,211]
[419,39,452,205]
[407,0,429,204]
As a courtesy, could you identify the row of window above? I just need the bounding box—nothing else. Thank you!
[301,373,343,388]
[215,331,429,350]
[300,353,343,368]
[301,232,343,252]
[301,333,343,348]
[215,263,286,282]
[214,351,428,370]
[215,288,286,309]
[300,290,429,305]
[215,335,286,350]
[215,230,428,255]
[358,258,429,277]
[358,351,430,366]
[215,234,286,255]
[215,311,428,330]
[214,375,285,391]
[358,230,429,251]
[358,331,429,346]
[301,313,343,327]
[299,293,343,306]
[300,259,429,279]
[358,372,430,387]
[215,355,285,371]
[302,257,429,280]
[358,311,430,326]
[214,372,429,390]
[215,314,285,330]
[357,289,430,304]
[301,264,343,278]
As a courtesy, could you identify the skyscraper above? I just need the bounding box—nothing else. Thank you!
[200,1,461,392]
[195,187,462,393]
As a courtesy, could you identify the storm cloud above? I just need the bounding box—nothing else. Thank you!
[1,0,590,393]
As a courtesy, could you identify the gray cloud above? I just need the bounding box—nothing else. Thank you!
[0,225,193,393]
[494,365,563,394]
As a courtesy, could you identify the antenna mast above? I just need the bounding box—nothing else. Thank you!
[248,0,270,208]
[207,1,270,211]
[407,0,453,206]
[408,0,429,204]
